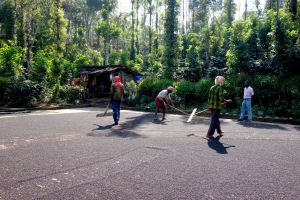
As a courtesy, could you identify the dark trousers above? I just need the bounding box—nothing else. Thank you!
[207,109,222,136]
[112,100,121,124]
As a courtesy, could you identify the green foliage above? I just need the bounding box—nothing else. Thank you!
[177,33,204,81]
[48,0,68,54]
[95,21,121,40]
[174,80,195,104]
[60,59,74,85]
[73,54,92,76]
[137,78,173,104]
[0,43,24,78]
[108,51,120,65]
[56,85,84,104]
[120,52,130,65]
[123,80,138,106]
[30,50,53,83]
[5,78,43,107]
[136,77,212,106]
[194,79,213,102]
[163,0,180,79]
[0,1,15,40]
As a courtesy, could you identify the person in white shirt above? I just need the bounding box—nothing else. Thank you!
[238,80,254,122]
[154,86,174,121]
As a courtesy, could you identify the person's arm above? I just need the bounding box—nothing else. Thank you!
[110,84,114,103]
[224,99,232,104]
[221,88,232,104]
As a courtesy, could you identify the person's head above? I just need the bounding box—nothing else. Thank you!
[167,86,174,93]
[214,76,225,86]
[114,76,121,83]
[244,80,250,87]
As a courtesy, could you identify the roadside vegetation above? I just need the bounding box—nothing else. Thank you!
[0,0,299,120]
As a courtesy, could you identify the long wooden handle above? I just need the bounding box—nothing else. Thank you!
[103,102,110,116]
[195,108,208,115]
[168,105,189,115]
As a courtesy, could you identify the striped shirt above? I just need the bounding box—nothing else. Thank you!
[208,85,224,109]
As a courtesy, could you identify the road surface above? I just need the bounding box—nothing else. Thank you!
[0,108,300,199]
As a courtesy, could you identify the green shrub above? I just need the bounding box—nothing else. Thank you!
[6,78,43,107]
[137,77,172,100]
[0,76,10,104]
[30,50,53,83]
[174,80,195,104]
[252,75,279,108]
[194,78,213,103]
[0,44,23,78]
[123,80,138,106]
[56,85,84,104]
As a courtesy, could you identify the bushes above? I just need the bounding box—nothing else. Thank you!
[136,77,212,106]
[174,80,195,104]
[137,78,173,100]
[53,85,84,104]
[5,78,43,107]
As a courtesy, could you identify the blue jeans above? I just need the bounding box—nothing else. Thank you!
[112,100,121,124]
[240,99,252,121]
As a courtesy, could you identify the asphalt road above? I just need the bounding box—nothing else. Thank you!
[0,107,300,200]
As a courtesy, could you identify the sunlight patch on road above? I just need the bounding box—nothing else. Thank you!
[0,109,93,119]
[0,144,8,150]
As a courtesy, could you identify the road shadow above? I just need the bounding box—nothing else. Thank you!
[152,119,168,125]
[237,121,288,130]
[183,116,231,126]
[88,113,157,138]
[204,136,236,154]
[88,123,145,138]
[294,126,300,131]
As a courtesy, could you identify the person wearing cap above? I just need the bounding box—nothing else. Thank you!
[110,76,124,125]
[206,76,232,139]
[154,86,174,121]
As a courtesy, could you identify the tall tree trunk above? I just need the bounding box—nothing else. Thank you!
[244,0,247,20]
[227,0,233,27]
[15,0,25,48]
[164,0,179,79]
[276,0,279,19]
[148,0,152,54]
[142,1,147,55]
[136,0,140,54]
[289,0,297,20]
[54,0,62,53]
[25,12,33,71]
[104,16,110,65]
[182,0,185,34]
[154,0,159,53]
[130,0,136,60]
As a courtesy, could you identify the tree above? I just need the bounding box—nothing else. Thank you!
[0,1,15,41]
[130,0,136,60]
[49,0,68,55]
[100,0,118,65]
[163,0,179,79]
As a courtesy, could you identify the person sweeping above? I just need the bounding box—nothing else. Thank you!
[206,76,232,139]
[154,86,174,121]
[110,76,124,125]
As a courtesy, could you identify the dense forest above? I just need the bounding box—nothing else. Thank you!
[0,0,299,119]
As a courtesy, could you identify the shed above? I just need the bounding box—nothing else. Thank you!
[80,65,142,98]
